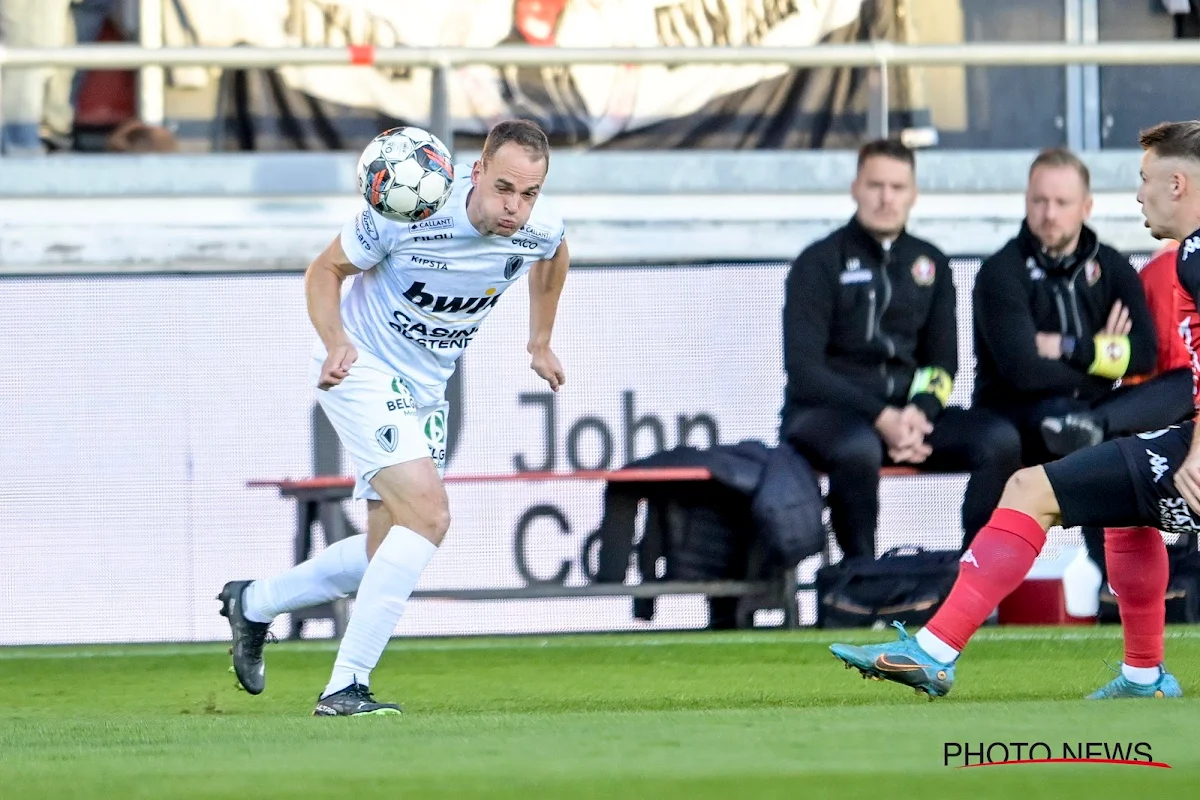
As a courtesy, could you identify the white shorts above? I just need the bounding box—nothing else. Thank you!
[309,347,449,501]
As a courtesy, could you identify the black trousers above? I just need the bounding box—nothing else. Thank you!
[989,368,1194,584]
[989,368,1194,468]
[782,405,1023,560]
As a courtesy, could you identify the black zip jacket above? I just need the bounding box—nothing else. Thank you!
[783,216,957,423]
[972,221,1156,409]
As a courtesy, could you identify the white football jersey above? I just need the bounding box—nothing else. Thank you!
[335,168,565,405]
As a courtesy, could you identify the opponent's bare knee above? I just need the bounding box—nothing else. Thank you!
[998,466,1061,528]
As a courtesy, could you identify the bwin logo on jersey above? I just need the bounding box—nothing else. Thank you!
[403,281,500,315]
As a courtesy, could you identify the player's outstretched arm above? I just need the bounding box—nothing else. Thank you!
[527,238,570,392]
[306,235,364,390]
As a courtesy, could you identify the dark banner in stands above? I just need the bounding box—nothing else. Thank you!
[166,0,931,150]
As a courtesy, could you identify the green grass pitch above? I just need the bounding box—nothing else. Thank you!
[1,626,1198,798]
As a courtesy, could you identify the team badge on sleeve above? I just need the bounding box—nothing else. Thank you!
[911,256,936,286]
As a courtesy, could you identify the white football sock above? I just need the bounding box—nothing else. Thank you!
[915,627,960,663]
[242,534,368,624]
[323,526,437,697]
[1121,663,1161,685]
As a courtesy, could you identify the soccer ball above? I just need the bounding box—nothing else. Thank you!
[357,127,454,222]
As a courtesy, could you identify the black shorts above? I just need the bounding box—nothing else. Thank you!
[1044,421,1200,533]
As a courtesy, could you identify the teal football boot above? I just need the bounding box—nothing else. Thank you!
[1087,664,1182,700]
[830,621,955,699]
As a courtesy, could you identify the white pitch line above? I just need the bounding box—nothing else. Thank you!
[0,627,1197,661]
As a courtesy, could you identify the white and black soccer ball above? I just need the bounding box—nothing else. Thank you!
[357,127,454,222]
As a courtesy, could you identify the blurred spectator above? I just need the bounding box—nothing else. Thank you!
[781,139,1021,560]
[972,148,1188,462]
[972,148,1192,585]
[70,0,121,104]
[106,119,179,152]
[0,0,75,154]
[1164,0,1200,38]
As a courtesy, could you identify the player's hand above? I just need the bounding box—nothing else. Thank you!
[1104,301,1132,336]
[876,407,928,463]
[1174,451,1200,516]
[1035,332,1063,359]
[318,341,358,390]
[899,404,933,437]
[529,344,566,392]
[892,404,934,464]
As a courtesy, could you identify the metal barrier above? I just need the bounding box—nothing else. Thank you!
[4,39,1200,151]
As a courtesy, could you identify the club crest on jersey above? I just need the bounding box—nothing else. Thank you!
[911,255,936,286]
[375,425,398,453]
[403,281,499,315]
[1085,259,1102,286]
[504,256,524,280]
[409,217,452,232]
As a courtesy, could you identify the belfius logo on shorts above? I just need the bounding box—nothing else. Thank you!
[425,409,446,444]
[388,378,417,415]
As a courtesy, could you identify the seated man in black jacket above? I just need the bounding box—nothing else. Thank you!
[972,147,1192,464]
[782,139,1022,560]
[973,147,1194,583]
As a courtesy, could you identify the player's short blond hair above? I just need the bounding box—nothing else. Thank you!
[1139,121,1200,163]
[481,119,550,170]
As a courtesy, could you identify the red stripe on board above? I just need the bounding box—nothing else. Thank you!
[348,45,375,65]
[957,759,1171,769]
[246,465,924,491]
[247,468,715,491]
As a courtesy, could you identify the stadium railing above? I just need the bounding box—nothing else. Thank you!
[249,466,925,634]
[5,40,1200,153]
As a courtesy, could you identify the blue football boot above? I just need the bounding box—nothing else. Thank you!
[830,621,956,699]
[1087,664,1182,700]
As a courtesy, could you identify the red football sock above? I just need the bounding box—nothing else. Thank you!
[1104,527,1168,668]
[925,509,1046,652]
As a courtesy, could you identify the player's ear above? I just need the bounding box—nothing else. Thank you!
[1082,192,1093,220]
[1178,166,1200,200]
[471,159,483,187]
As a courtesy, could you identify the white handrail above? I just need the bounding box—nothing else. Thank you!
[0,41,1199,69]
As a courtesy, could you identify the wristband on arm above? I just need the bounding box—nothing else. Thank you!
[1089,334,1131,379]
[908,366,954,407]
